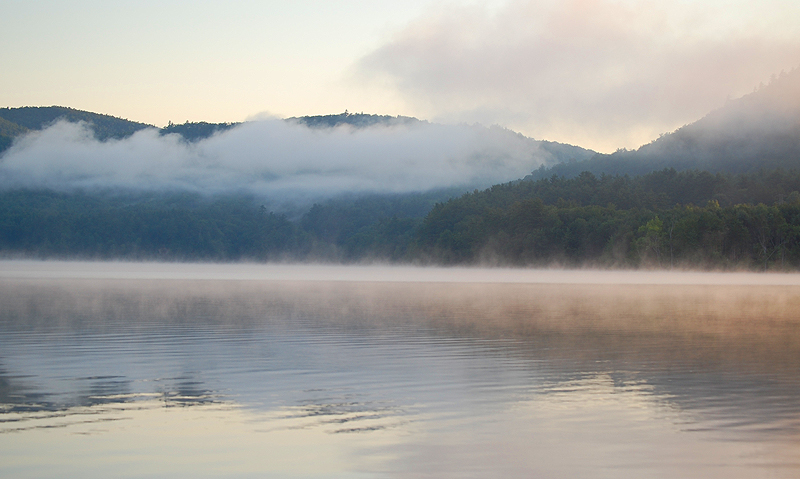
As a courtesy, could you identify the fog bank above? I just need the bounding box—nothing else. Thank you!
[5,260,800,286]
[0,119,555,203]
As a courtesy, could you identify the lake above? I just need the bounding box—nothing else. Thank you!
[1,261,799,478]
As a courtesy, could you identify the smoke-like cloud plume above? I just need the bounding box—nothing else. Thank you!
[355,0,800,152]
[0,119,556,205]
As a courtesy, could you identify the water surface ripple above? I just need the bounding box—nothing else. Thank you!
[1,262,799,478]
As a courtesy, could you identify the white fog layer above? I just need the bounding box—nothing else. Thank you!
[0,119,554,201]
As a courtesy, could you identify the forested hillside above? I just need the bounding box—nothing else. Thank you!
[415,169,800,269]
[290,111,595,165]
[0,188,457,262]
[3,92,800,270]
[0,106,152,142]
[0,107,241,152]
[0,108,595,173]
[289,111,421,129]
[160,121,240,141]
[531,68,800,179]
[3,168,800,270]
[0,117,28,153]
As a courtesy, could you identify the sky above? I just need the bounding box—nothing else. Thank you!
[2,0,799,152]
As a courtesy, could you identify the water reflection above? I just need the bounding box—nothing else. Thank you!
[1,273,799,477]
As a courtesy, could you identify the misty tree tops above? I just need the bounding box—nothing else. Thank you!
[3,168,800,270]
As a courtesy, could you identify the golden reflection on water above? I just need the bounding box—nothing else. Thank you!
[1,269,800,478]
[5,277,796,373]
[3,379,798,479]
[3,399,400,478]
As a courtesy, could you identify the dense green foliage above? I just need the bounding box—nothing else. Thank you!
[2,88,800,270]
[297,189,459,260]
[0,106,152,142]
[0,190,299,260]
[414,168,800,269]
[468,168,800,211]
[416,193,800,270]
[0,188,455,262]
[289,111,421,129]
[3,169,800,270]
[160,121,240,141]
[0,117,28,153]
[0,108,239,151]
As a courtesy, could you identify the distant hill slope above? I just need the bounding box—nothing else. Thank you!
[0,107,596,169]
[0,107,242,152]
[534,139,596,168]
[160,121,240,142]
[0,116,28,137]
[0,106,153,141]
[288,111,421,129]
[290,112,596,166]
[530,67,800,179]
[0,117,29,153]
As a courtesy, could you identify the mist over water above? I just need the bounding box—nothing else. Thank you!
[0,119,553,204]
[1,262,799,478]
[5,260,800,284]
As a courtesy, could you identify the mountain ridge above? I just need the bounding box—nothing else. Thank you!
[0,107,596,168]
[528,67,800,179]
[5,66,800,179]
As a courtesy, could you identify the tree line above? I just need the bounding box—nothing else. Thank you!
[3,168,800,270]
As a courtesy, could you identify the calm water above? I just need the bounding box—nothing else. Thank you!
[1,261,799,478]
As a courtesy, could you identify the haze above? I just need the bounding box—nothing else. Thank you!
[6,260,800,286]
[0,119,553,202]
[2,0,799,152]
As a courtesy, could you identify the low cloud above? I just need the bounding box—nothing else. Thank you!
[355,0,800,152]
[0,119,555,205]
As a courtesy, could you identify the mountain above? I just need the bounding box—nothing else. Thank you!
[0,108,595,170]
[160,120,240,142]
[290,111,595,166]
[530,67,800,179]
[2,104,800,268]
[288,111,421,129]
[0,106,152,142]
[0,117,29,153]
[0,107,243,153]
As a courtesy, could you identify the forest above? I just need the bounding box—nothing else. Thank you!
[0,107,243,152]
[2,167,800,270]
[2,68,800,271]
[414,169,800,269]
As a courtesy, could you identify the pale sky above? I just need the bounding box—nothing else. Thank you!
[2,0,799,152]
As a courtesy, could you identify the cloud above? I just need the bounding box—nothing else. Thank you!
[355,0,800,152]
[0,119,554,205]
